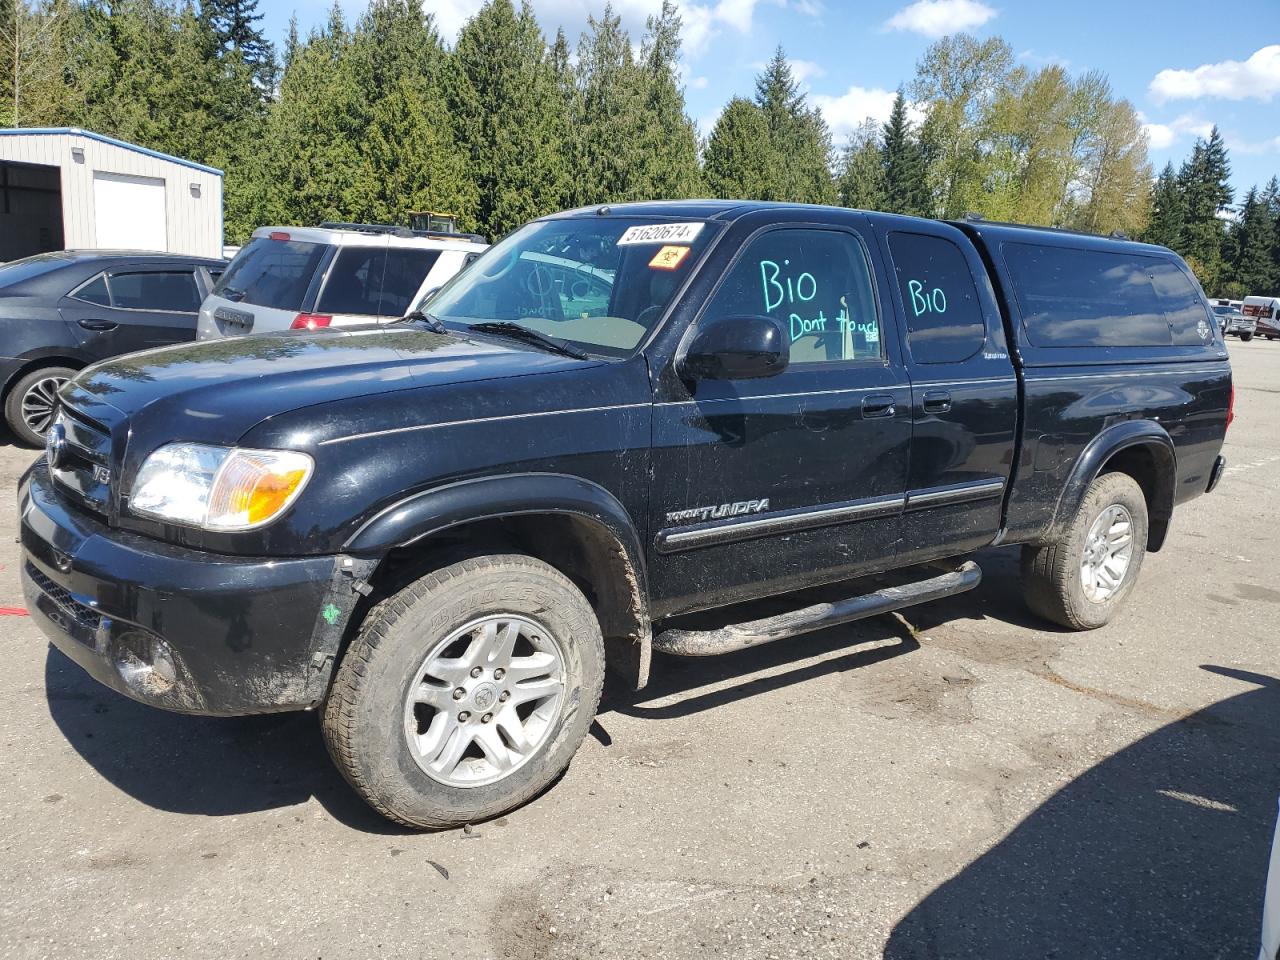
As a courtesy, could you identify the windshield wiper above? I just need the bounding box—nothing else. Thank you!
[389,309,447,334]
[466,321,589,360]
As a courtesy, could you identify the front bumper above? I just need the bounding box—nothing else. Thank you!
[18,460,367,715]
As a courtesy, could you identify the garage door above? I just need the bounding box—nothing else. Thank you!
[93,172,167,251]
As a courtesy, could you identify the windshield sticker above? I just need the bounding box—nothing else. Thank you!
[617,222,705,246]
[649,245,691,270]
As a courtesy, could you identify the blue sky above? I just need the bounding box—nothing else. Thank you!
[260,0,1280,198]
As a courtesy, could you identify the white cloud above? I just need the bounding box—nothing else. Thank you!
[812,86,923,141]
[423,0,483,39]
[1149,45,1280,103]
[788,58,826,85]
[1225,134,1280,156]
[884,0,996,38]
[1140,112,1213,151]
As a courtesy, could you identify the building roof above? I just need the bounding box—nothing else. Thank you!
[0,127,223,177]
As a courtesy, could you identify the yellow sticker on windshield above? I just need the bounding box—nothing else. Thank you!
[649,245,691,270]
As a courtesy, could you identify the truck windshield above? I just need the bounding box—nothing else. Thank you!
[427,217,719,357]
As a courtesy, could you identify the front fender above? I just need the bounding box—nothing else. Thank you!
[1050,420,1177,549]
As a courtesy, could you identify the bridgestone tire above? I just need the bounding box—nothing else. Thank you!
[4,366,74,447]
[1021,472,1149,631]
[322,555,604,829]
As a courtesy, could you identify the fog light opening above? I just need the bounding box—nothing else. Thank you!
[112,631,177,696]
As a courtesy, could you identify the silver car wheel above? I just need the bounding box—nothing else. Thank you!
[1080,504,1134,603]
[20,375,66,437]
[403,614,566,788]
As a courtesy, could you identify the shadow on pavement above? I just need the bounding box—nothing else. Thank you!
[43,645,410,834]
[884,664,1280,959]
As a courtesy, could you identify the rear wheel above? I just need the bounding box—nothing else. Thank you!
[322,555,604,829]
[4,366,74,447]
[1021,472,1148,630]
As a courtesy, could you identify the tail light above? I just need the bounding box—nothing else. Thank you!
[291,313,332,330]
[269,231,291,241]
[1227,381,1235,430]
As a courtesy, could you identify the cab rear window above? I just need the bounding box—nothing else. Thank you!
[214,237,326,310]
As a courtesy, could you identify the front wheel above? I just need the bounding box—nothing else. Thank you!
[322,555,605,829]
[4,366,74,446]
[1241,332,1254,342]
[1021,472,1149,630]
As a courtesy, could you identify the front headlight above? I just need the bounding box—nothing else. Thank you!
[130,443,313,530]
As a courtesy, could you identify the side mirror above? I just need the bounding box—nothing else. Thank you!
[678,315,790,381]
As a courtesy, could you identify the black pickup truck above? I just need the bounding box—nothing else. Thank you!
[18,201,1231,828]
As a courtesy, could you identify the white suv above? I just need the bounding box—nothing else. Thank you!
[197,222,487,339]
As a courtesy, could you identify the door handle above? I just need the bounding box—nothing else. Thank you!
[78,319,118,332]
[922,390,952,414]
[861,394,897,419]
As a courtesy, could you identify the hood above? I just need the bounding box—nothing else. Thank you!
[60,326,593,439]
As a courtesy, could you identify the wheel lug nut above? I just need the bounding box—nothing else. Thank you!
[470,666,483,678]
[481,713,493,724]
[499,691,510,702]
[458,711,470,722]
[494,668,505,680]
[452,687,466,700]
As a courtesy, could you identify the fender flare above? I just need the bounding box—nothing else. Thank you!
[344,472,653,687]
[1050,420,1177,550]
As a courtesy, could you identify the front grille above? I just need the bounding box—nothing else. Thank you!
[26,562,102,639]
[49,406,112,517]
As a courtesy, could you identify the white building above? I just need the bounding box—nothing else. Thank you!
[0,128,224,262]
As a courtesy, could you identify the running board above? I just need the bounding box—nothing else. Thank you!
[652,561,982,657]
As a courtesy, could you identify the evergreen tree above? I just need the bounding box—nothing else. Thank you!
[282,13,299,74]
[752,47,834,203]
[445,0,569,237]
[1176,126,1233,289]
[1227,186,1278,295]
[835,120,885,211]
[635,0,701,199]
[703,97,774,200]
[880,90,929,216]
[1144,162,1185,249]
[199,0,273,89]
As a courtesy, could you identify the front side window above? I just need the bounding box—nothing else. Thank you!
[701,228,880,365]
[428,217,720,356]
[108,271,201,312]
[213,236,326,310]
[888,232,987,364]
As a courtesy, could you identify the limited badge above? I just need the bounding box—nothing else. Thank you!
[649,245,691,270]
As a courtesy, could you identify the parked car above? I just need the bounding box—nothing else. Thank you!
[1213,302,1256,340]
[0,250,225,445]
[197,222,487,339]
[19,201,1231,828]
[1243,295,1280,340]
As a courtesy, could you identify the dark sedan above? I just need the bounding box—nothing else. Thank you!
[0,250,225,445]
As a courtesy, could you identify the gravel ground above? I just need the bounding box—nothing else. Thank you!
[0,340,1277,960]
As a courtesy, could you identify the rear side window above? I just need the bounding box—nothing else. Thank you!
[1149,261,1214,345]
[71,274,111,306]
[1003,243,1171,347]
[703,228,880,364]
[887,232,987,363]
[214,236,326,310]
[380,248,441,316]
[317,247,388,315]
[108,271,202,312]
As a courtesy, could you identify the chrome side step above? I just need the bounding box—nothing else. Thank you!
[652,561,981,657]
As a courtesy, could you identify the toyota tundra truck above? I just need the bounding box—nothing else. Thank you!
[18,201,1232,828]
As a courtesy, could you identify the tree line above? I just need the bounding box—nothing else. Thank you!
[1,0,1275,295]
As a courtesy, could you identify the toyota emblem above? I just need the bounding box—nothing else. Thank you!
[46,422,67,470]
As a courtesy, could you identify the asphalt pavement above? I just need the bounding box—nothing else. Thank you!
[1,340,1277,959]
